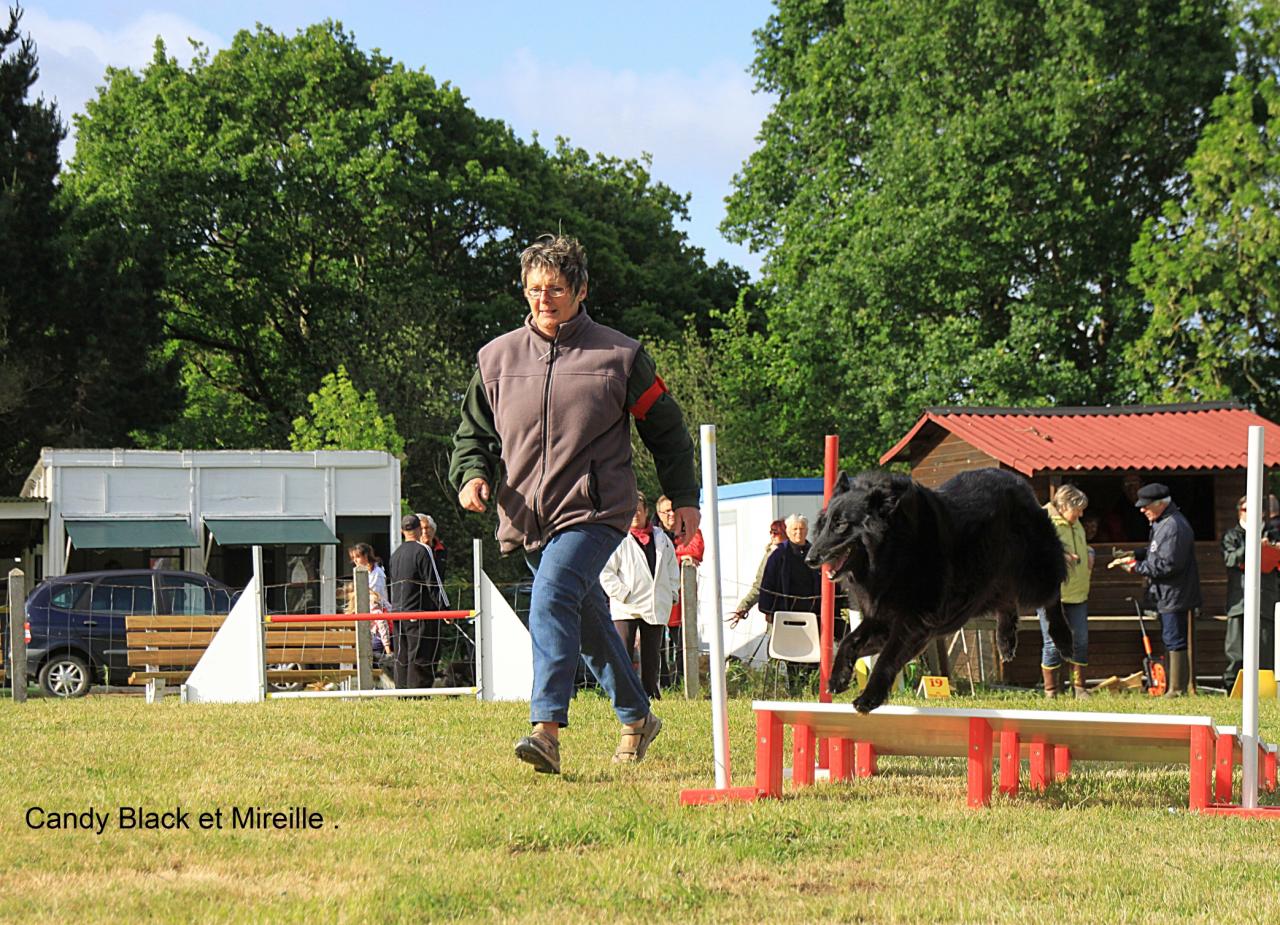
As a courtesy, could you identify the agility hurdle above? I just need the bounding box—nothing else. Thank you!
[263,609,478,699]
[183,539,535,704]
[683,427,1280,813]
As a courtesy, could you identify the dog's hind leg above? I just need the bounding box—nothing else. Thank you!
[852,623,932,713]
[829,618,891,695]
[995,608,1020,663]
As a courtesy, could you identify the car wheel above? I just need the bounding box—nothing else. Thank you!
[267,662,305,692]
[38,654,92,698]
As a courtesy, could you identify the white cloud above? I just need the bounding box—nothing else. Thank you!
[22,7,225,156]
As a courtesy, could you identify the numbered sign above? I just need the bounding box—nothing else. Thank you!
[921,675,951,699]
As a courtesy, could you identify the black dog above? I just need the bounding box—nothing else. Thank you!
[806,468,1070,712]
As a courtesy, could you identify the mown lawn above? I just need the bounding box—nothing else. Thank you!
[2,687,1279,923]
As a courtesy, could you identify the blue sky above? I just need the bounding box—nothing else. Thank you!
[26,2,778,275]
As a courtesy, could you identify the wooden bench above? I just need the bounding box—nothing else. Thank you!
[751,701,1278,810]
[125,614,377,695]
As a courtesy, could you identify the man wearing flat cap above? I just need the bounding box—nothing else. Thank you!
[1115,483,1202,695]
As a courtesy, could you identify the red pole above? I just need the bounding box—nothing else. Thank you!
[818,434,839,771]
[819,434,839,701]
[265,610,474,623]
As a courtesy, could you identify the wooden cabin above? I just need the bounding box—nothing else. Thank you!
[880,403,1280,690]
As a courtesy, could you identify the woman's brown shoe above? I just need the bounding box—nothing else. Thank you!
[613,713,662,764]
[515,731,561,774]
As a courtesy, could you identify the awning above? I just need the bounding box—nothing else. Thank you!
[204,518,339,546]
[65,519,198,550]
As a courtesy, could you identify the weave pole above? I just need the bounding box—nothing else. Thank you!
[680,424,761,805]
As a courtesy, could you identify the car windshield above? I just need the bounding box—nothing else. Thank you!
[160,576,219,615]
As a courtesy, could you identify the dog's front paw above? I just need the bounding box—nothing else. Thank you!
[852,687,886,713]
[997,632,1018,663]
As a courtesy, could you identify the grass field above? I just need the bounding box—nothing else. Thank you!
[3,687,1280,924]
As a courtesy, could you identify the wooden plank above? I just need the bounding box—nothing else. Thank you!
[126,630,357,647]
[752,702,1220,766]
[129,668,376,685]
[125,616,226,629]
[128,646,358,667]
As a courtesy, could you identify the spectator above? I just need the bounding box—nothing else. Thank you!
[600,491,680,700]
[1221,495,1279,691]
[388,514,447,689]
[655,493,703,686]
[449,233,698,774]
[758,514,825,693]
[1036,485,1093,699]
[348,542,392,660]
[729,519,787,628]
[418,513,448,580]
[1115,483,1202,696]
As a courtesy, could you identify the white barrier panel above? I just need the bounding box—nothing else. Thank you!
[480,570,533,701]
[184,574,266,704]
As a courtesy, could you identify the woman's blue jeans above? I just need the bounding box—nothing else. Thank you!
[1038,601,1089,668]
[525,524,650,728]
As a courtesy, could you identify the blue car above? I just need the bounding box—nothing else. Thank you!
[21,569,235,697]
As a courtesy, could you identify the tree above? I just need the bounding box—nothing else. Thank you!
[0,5,177,491]
[63,21,742,571]
[289,365,405,456]
[724,0,1235,471]
[1128,0,1280,415]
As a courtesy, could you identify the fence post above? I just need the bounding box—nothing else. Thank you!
[681,561,700,699]
[7,569,26,703]
[353,567,374,691]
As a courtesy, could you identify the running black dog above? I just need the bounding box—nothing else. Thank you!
[806,468,1069,712]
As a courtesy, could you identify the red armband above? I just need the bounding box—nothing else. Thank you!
[628,375,667,421]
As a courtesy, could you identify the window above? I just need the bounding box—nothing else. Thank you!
[48,583,84,610]
[89,575,155,616]
[159,576,215,615]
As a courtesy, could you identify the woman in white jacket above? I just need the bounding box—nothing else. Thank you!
[600,491,680,700]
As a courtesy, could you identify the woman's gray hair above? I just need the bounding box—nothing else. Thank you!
[784,513,808,528]
[520,234,588,293]
[1053,484,1088,514]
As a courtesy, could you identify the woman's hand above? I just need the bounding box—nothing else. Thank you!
[458,478,490,513]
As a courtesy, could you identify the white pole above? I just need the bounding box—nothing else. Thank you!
[1242,427,1263,808]
[252,544,268,703]
[701,424,731,789]
[474,537,490,702]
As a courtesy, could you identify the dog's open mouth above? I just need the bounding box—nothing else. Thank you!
[822,552,849,580]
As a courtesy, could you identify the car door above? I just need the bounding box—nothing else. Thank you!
[89,574,157,682]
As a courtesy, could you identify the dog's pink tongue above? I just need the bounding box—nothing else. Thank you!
[823,553,848,579]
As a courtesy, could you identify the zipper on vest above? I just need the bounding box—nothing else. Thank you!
[532,339,558,539]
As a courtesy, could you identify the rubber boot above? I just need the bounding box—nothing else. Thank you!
[1042,666,1061,700]
[1070,664,1090,699]
[1163,650,1187,697]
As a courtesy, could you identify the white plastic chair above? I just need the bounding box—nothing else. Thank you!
[768,610,821,663]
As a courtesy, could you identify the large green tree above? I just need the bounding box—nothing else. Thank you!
[722,0,1234,472]
[0,5,176,491]
[1128,0,1280,414]
[63,20,741,571]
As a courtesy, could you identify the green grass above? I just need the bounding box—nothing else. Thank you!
[3,687,1280,923]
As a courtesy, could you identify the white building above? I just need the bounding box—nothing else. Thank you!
[9,448,400,613]
[697,477,825,664]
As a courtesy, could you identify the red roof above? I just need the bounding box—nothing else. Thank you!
[880,403,1280,475]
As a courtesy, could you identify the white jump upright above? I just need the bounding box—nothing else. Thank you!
[1242,426,1264,808]
[701,424,731,790]
[183,546,268,703]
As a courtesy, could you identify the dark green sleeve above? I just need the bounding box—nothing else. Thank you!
[449,369,502,495]
[628,347,699,509]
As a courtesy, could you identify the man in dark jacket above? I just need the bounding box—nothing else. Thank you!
[449,234,700,775]
[388,514,446,689]
[1118,483,1202,695]
[1221,495,1279,690]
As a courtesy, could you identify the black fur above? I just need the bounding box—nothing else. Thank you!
[805,468,1070,712]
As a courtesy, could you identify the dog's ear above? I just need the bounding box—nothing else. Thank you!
[871,475,912,521]
[834,471,851,496]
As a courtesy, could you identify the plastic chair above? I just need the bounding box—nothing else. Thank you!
[768,611,822,663]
